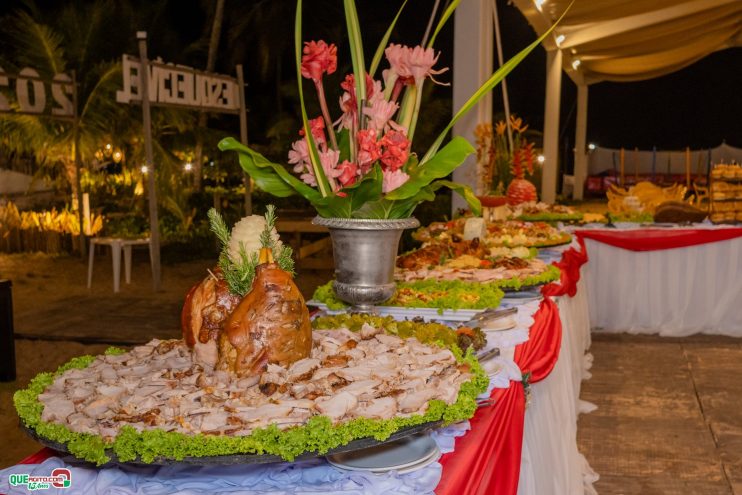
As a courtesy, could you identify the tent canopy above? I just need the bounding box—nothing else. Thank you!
[512,0,742,84]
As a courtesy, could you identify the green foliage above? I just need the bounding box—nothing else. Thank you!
[15,316,488,465]
[313,278,505,312]
[516,212,584,223]
[494,264,561,291]
[208,207,295,296]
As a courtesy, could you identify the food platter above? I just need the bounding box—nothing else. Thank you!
[307,300,487,322]
[21,420,443,467]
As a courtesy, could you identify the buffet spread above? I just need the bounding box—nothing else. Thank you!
[16,207,489,467]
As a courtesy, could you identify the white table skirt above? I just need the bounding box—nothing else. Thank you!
[583,237,742,336]
[518,277,598,495]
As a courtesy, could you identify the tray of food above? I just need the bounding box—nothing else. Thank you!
[394,237,561,290]
[509,202,584,223]
[311,278,506,315]
[15,208,488,467]
[413,219,572,248]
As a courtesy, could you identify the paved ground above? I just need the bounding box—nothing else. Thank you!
[578,333,742,495]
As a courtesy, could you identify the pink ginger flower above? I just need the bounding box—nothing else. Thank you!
[336,74,381,130]
[384,44,448,85]
[357,129,382,173]
[379,129,411,172]
[382,168,410,193]
[364,99,399,133]
[301,41,337,82]
[336,160,358,187]
[288,138,309,173]
[319,149,342,179]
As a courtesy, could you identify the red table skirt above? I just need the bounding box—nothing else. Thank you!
[576,228,742,252]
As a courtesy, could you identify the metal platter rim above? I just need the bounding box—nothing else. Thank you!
[20,419,443,468]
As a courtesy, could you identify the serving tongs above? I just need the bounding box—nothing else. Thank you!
[462,307,518,328]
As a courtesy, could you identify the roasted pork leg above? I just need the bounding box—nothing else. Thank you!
[219,262,311,375]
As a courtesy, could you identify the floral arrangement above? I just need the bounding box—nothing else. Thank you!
[219,0,560,219]
[476,114,537,196]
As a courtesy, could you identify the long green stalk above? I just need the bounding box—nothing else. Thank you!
[427,0,462,48]
[343,0,366,124]
[369,0,408,78]
[421,4,572,164]
[295,0,332,196]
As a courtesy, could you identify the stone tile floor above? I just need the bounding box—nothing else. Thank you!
[578,333,742,495]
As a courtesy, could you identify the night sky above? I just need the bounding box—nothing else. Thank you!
[3,0,741,153]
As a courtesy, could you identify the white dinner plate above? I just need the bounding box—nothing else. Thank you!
[393,449,442,474]
[326,434,439,473]
[482,315,517,332]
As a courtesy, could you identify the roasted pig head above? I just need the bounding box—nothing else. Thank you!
[181,269,241,368]
[219,250,311,375]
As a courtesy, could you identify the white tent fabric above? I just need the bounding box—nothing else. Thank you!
[511,0,742,85]
[587,142,742,176]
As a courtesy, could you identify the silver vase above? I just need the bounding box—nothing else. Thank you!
[312,217,420,311]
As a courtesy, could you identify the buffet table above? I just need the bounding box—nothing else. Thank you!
[576,226,742,336]
[0,242,596,495]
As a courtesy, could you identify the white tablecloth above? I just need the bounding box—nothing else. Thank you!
[583,235,742,336]
[518,276,598,495]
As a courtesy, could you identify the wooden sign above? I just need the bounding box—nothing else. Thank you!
[0,67,74,119]
[116,55,240,114]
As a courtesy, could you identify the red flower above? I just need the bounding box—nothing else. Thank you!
[339,73,377,113]
[379,130,410,172]
[301,41,337,82]
[299,116,327,148]
[357,129,382,173]
[336,160,358,187]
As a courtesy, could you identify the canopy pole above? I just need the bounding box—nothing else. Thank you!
[541,49,562,203]
[573,83,588,199]
[492,0,514,152]
[452,0,493,211]
[137,31,162,291]
[72,71,86,259]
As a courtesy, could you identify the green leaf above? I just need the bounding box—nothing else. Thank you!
[385,137,474,200]
[343,0,366,117]
[427,0,462,48]
[421,4,571,163]
[295,0,332,197]
[218,137,320,202]
[337,128,351,163]
[426,179,482,216]
[369,0,408,77]
[312,165,383,218]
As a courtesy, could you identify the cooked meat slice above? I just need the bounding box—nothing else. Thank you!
[235,404,293,423]
[41,398,76,422]
[356,397,398,419]
[335,366,374,382]
[200,411,229,431]
[315,392,358,421]
[287,358,321,381]
[397,389,435,413]
[337,379,381,398]
[359,323,383,340]
[415,349,456,366]
[375,334,403,346]
[83,396,119,418]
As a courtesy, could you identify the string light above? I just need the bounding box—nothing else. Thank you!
[555,34,565,46]
[184,162,193,172]
[534,0,546,10]
[571,59,581,70]
[140,165,149,174]
[537,155,546,164]
[588,143,597,151]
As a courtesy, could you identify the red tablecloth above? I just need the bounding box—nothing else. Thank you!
[437,240,588,495]
[575,227,742,252]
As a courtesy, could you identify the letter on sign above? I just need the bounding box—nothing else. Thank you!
[16,68,46,113]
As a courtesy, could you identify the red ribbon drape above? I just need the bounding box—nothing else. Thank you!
[542,237,588,297]
[437,297,563,495]
[575,227,742,252]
